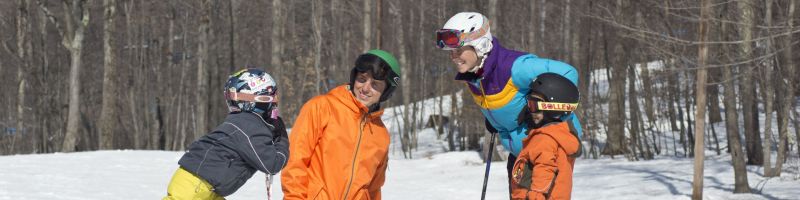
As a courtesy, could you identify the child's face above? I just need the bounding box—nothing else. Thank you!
[449,46,479,73]
[353,72,386,108]
[527,93,546,126]
[531,112,544,125]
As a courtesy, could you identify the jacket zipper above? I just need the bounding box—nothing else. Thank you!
[342,114,368,199]
[477,80,499,126]
[478,81,510,153]
[543,168,559,199]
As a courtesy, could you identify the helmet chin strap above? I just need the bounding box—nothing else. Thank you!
[465,39,491,74]
[467,54,488,73]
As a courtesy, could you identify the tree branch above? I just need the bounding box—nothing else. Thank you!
[36,0,69,49]
[585,12,800,45]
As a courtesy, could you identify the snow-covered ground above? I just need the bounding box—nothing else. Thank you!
[3,60,799,199]
[1,149,798,200]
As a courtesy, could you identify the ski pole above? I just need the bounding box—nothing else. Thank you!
[481,131,497,200]
[266,174,273,200]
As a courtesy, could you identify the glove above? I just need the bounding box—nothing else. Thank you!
[267,117,288,142]
[484,118,498,133]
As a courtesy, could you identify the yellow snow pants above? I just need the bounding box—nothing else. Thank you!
[162,167,225,200]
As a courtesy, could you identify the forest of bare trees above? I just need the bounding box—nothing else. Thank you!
[0,0,798,193]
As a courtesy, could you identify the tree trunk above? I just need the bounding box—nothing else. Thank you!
[363,0,372,51]
[684,77,695,156]
[692,0,710,198]
[528,0,535,51]
[16,0,32,153]
[602,0,627,156]
[375,0,381,49]
[707,70,723,124]
[628,64,643,160]
[737,0,762,166]
[40,0,91,152]
[448,91,457,151]
[628,65,649,160]
[312,0,324,94]
[562,0,571,59]
[195,0,212,140]
[723,64,752,193]
[99,0,118,150]
[761,0,775,177]
[773,0,795,177]
[390,1,412,159]
[36,3,50,153]
[794,108,800,159]
[163,4,177,150]
[487,0,497,33]
[228,0,237,70]
[640,62,655,126]
[271,0,284,71]
[722,3,751,192]
[538,0,546,55]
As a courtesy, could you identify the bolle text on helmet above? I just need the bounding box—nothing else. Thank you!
[537,102,579,112]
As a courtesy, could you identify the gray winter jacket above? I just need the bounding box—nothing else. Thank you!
[178,112,289,196]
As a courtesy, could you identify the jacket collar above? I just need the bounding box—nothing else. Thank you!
[225,111,273,132]
[330,85,384,119]
[526,122,580,155]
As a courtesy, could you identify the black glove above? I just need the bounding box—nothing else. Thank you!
[484,118,498,134]
[266,117,288,142]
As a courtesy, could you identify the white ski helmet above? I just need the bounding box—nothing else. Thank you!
[438,12,493,72]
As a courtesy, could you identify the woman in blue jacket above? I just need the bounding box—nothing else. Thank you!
[435,12,583,195]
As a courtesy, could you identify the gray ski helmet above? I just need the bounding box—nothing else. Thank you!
[224,68,279,118]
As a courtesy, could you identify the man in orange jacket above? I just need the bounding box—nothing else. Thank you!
[281,50,401,200]
[511,73,581,200]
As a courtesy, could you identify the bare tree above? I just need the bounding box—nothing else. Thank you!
[527,0,536,51]
[16,0,32,152]
[628,64,643,160]
[692,0,711,198]
[311,0,324,95]
[271,0,284,72]
[772,0,795,177]
[737,0,763,165]
[389,1,412,159]
[98,0,117,150]
[761,0,776,177]
[195,0,212,140]
[38,0,90,152]
[362,0,371,51]
[602,0,628,157]
[722,2,751,193]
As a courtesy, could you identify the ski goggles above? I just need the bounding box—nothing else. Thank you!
[225,91,279,103]
[435,29,465,49]
[526,95,579,113]
[435,20,491,50]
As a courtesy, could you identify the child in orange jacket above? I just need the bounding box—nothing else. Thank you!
[510,73,581,200]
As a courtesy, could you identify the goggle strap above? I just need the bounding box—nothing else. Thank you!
[464,19,491,41]
[536,102,579,112]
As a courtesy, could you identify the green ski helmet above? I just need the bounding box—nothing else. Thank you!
[349,49,401,102]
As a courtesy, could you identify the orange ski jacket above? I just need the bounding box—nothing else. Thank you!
[510,122,580,200]
[281,85,390,200]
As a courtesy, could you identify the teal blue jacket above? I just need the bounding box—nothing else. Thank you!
[455,38,581,156]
